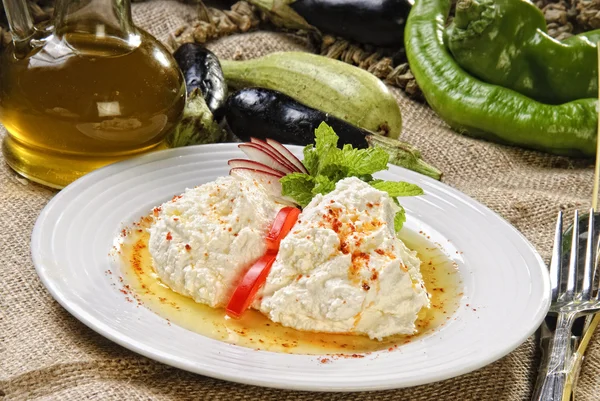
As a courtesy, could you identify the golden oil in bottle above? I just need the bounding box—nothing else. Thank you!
[0,30,186,188]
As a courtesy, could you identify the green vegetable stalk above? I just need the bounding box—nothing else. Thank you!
[366,135,442,180]
[246,0,314,31]
[446,0,600,105]
[167,88,225,148]
[281,122,424,231]
[405,0,597,157]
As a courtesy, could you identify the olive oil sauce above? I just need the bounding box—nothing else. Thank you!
[113,217,463,355]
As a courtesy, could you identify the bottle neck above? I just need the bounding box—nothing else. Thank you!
[53,0,135,41]
[1,0,35,43]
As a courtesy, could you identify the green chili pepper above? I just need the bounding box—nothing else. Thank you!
[405,0,596,157]
[446,0,600,105]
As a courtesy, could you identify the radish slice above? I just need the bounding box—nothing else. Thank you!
[247,139,300,173]
[230,168,297,205]
[229,167,296,205]
[266,138,308,174]
[228,159,285,177]
[230,167,283,196]
[238,144,296,174]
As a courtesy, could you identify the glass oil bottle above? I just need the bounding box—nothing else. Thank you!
[0,0,186,188]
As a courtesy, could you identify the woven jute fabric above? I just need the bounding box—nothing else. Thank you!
[1,0,600,399]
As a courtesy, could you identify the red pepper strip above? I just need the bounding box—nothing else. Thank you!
[226,251,278,319]
[266,207,301,251]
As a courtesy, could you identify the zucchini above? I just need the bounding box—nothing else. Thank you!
[219,52,403,138]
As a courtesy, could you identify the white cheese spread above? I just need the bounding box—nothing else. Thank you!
[258,177,430,340]
[148,176,282,308]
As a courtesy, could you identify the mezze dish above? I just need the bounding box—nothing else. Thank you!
[114,123,462,354]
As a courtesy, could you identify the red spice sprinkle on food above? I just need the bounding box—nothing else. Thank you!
[173,217,179,221]
[185,244,191,251]
[366,202,373,208]
[153,207,161,217]
[362,282,370,291]
[375,249,385,256]
[320,358,331,364]
[172,195,182,202]
[166,232,172,241]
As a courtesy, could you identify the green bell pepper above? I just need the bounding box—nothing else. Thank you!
[446,0,600,105]
[405,0,596,157]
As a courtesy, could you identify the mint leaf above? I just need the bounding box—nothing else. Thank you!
[370,181,424,197]
[303,144,319,176]
[340,146,389,176]
[394,205,406,232]
[280,173,315,208]
[303,122,343,176]
[286,123,424,217]
[357,174,374,182]
[312,175,336,195]
[319,163,349,182]
[314,121,339,158]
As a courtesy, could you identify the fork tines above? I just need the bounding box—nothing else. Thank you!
[549,210,597,306]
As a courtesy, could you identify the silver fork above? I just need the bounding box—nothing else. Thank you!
[532,210,600,401]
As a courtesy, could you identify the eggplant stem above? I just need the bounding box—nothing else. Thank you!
[366,134,443,180]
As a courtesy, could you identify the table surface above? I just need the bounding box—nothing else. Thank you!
[1,1,600,399]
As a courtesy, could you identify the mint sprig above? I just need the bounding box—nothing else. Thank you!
[280,122,424,231]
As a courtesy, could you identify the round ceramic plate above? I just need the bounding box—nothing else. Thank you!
[31,144,550,392]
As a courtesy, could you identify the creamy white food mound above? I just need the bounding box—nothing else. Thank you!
[148,176,282,308]
[258,177,430,340]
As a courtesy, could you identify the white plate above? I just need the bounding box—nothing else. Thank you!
[31,144,550,392]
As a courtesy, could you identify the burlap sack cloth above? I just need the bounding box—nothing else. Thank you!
[2,1,600,399]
